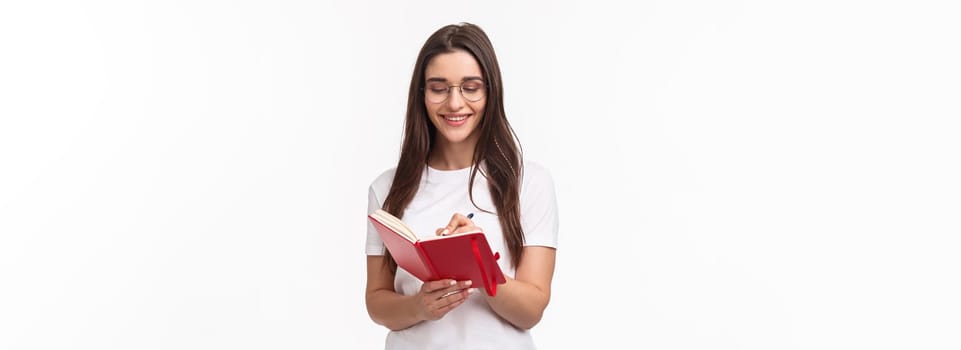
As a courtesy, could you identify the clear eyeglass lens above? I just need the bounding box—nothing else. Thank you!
[426,81,485,103]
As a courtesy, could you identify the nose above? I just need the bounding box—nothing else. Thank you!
[446,86,465,109]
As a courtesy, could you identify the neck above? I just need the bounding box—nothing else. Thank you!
[429,136,478,170]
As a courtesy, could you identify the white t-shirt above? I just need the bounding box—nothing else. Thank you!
[366,160,559,350]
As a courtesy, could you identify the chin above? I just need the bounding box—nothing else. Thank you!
[438,129,479,144]
[439,134,471,144]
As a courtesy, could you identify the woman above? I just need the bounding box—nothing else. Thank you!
[365,22,559,349]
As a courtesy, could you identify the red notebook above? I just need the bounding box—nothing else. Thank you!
[368,209,507,296]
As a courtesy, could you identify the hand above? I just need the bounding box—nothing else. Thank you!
[415,279,474,321]
[436,213,482,236]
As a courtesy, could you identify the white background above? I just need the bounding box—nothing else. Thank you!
[1,1,959,349]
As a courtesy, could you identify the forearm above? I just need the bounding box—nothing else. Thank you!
[366,289,424,331]
[484,276,550,330]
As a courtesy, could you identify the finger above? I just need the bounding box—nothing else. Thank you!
[440,287,475,299]
[422,279,457,293]
[433,280,473,298]
[451,225,482,235]
[444,213,473,232]
[425,282,473,319]
[447,280,472,292]
[436,289,470,308]
[439,283,473,299]
[438,213,478,236]
[430,297,467,318]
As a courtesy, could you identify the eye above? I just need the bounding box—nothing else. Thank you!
[462,82,484,92]
[426,84,448,93]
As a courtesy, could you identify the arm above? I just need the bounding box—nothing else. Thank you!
[483,246,556,329]
[365,256,473,331]
[437,213,557,330]
[365,256,421,331]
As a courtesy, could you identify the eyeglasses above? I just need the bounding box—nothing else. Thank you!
[423,80,487,103]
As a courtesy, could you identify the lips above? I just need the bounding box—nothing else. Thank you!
[442,114,470,126]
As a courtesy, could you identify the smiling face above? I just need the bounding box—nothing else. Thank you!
[424,50,487,149]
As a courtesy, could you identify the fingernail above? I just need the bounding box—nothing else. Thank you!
[468,288,476,294]
[464,280,472,286]
[449,280,456,286]
[440,228,450,236]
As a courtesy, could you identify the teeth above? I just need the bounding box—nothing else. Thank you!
[445,115,467,121]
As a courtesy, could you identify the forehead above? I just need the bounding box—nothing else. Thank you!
[424,50,483,80]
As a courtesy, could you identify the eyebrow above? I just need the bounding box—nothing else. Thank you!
[425,76,484,83]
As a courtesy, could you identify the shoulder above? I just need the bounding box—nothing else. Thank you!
[368,167,397,197]
[519,159,556,198]
[521,159,554,185]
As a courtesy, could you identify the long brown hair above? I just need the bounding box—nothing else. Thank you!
[382,23,525,269]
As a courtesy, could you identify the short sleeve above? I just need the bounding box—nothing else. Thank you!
[519,161,559,248]
[365,185,387,255]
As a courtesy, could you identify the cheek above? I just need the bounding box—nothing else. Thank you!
[472,103,486,119]
[424,101,440,118]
